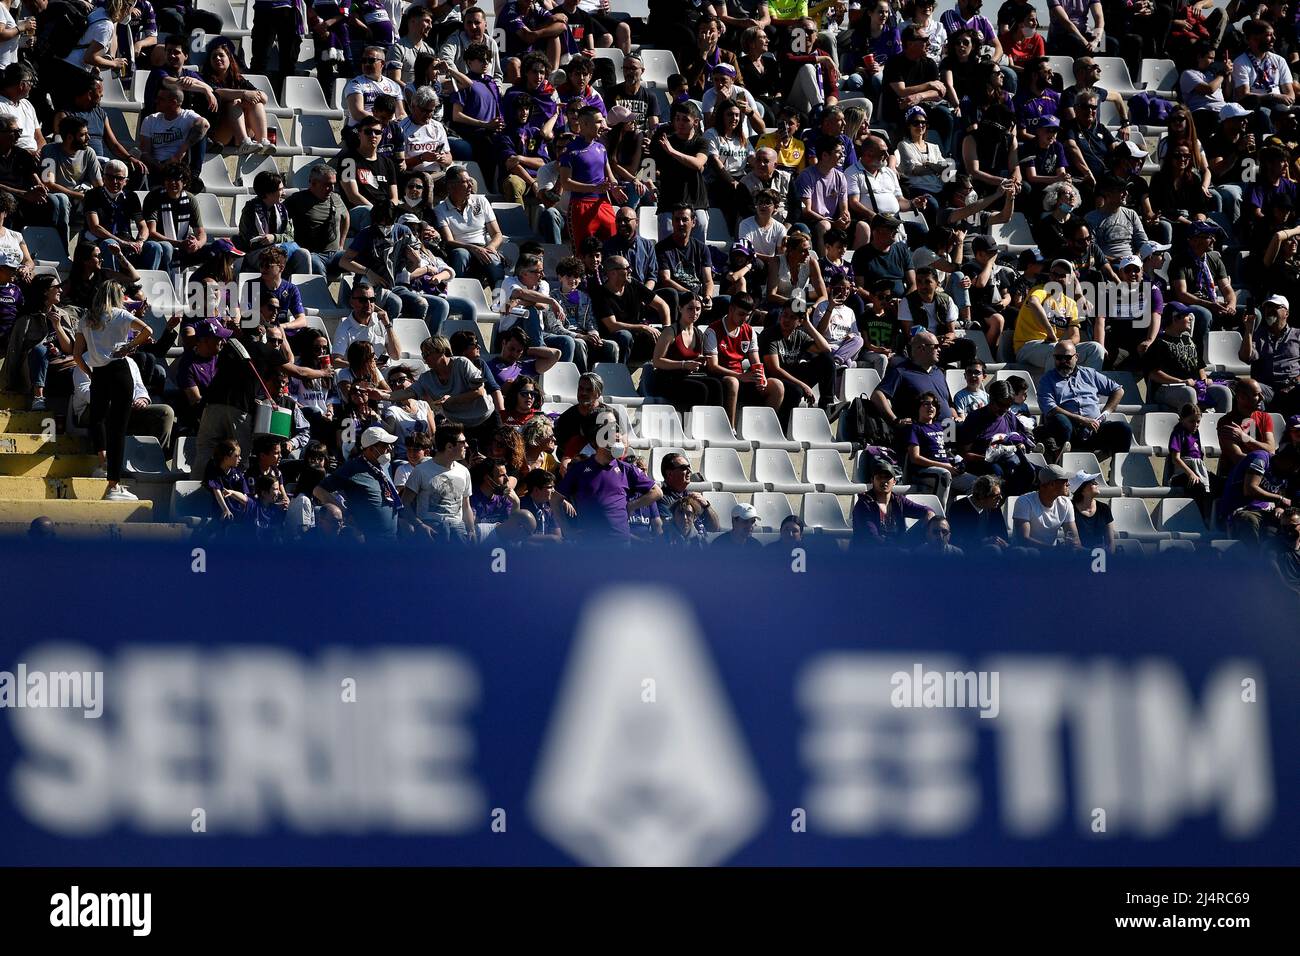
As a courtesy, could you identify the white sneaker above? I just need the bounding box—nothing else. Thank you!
[259,138,276,155]
[238,139,262,156]
[105,486,138,501]
[30,397,45,411]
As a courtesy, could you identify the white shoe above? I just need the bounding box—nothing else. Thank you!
[259,138,276,155]
[105,486,138,501]
[238,139,262,156]
[30,397,45,411]
[91,466,108,479]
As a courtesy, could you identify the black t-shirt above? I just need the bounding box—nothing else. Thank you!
[590,280,656,329]
[851,241,914,298]
[1073,501,1113,550]
[204,339,287,413]
[83,187,143,239]
[0,145,37,193]
[655,237,711,292]
[1143,331,1204,381]
[649,126,707,208]
[336,150,398,208]
[881,54,939,123]
[602,84,659,134]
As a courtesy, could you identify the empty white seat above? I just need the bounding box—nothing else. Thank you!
[1114,538,1152,558]
[637,404,697,448]
[200,155,248,196]
[702,447,763,493]
[541,401,572,416]
[1139,58,1178,95]
[1198,412,1225,456]
[803,448,868,494]
[193,191,237,238]
[244,73,294,118]
[688,405,751,450]
[1136,412,1178,456]
[290,274,350,320]
[753,449,814,493]
[1095,56,1138,93]
[638,204,659,241]
[990,213,1034,253]
[1112,452,1169,497]
[1156,497,1211,540]
[703,491,738,521]
[390,319,432,358]
[1110,497,1169,541]
[446,278,497,322]
[841,366,881,400]
[24,227,68,266]
[1158,538,1197,554]
[440,318,486,353]
[593,362,646,406]
[298,114,344,157]
[801,492,852,536]
[1105,370,1148,414]
[284,75,345,119]
[543,361,580,403]
[638,48,680,89]
[739,405,801,451]
[1207,331,1250,376]
[751,491,795,532]
[790,407,852,452]
[492,203,540,241]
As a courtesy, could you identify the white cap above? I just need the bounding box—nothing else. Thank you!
[1139,240,1171,258]
[732,502,759,522]
[1220,103,1253,120]
[1069,470,1103,493]
[360,425,400,449]
[1120,140,1146,159]
[1117,254,1142,271]
[1265,294,1290,309]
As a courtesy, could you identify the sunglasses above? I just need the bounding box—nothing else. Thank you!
[360,128,383,136]
[519,390,538,399]
[353,296,376,303]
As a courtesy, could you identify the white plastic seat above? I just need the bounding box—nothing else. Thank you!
[541,401,572,416]
[751,491,795,532]
[790,407,852,452]
[1112,452,1170,497]
[961,329,999,369]
[244,73,294,118]
[638,49,680,89]
[1207,331,1250,376]
[702,447,763,493]
[446,278,498,323]
[841,366,881,400]
[1156,497,1211,541]
[236,153,279,187]
[193,191,237,238]
[136,270,181,321]
[298,114,345,157]
[593,362,646,406]
[290,274,350,320]
[492,202,540,241]
[543,361,580,404]
[688,405,750,450]
[739,405,801,451]
[1110,497,1169,541]
[172,436,193,477]
[1114,538,1152,558]
[990,213,1035,253]
[440,318,487,353]
[1198,412,1225,457]
[638,204,659,241]
[1139,58,1178,95]
[803,448,868,494]
[171,480,209,521]
[124,436,170,477]
[702,490,737,514]
[290,155,331,190]
[24,227,68,266]
[1094,56,1138,94]
[801,492,852,536]
[1105,370,1148,414]
[1136,412,1177,456]
[1061,451,1118,497]
[198,0,251,36]
[753,449,815,494]
[945,368,966,397]
[994,368,1039,407]
[1210,538,1242,554]
[638,404,697,448]
[284,75,345,120]
[100,74,141,111]
[1158,538,1196,554]
[200,155,247,196]
[391,319,432,358]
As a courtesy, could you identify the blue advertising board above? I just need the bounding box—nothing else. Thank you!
[0,541,1296,866]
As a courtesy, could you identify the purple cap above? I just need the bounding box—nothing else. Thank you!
[730,238,755,259]
[1032,115,1060,130]
[710,63,737,78]
[193,319,233,340]
[212,238,245,256]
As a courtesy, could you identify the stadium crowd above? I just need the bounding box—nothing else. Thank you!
[1,0,1299,577]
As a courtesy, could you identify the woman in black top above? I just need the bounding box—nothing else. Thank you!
[649,292,725,413]
[201,38,274,156]
[738,26,782,122]
[64,240,140,312]
[1071,473,1115,554]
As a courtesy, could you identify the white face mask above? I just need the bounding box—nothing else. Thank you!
[378,452,392,469]
[1265,312,1281,326]
[404,195,422,207]
[609,442,627,459]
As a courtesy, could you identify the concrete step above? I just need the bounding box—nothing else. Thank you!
[0,391,26,410]
[0,454,101,477]
[0,498,154,524]
[0,410,66,433]
[0,476,110,500]
[0,521,192,541]
[0,434,90,455]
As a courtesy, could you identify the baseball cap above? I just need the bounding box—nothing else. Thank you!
[1019,247,1046,265]
[732,502,759,522]
[1032,115,1060,130]
[1165,301,1195,317]
[193,319,233,340]
[790,222,812,236]
[1069,469,1103,493]
[1138,240,1171,258]
[871,461,900,479]
[1049,258,1075,274]
[1038,464,1072,484]
[1186,219,1225,238]
[606,105,634,126]
[1220,103,1253,120]
[211,238,245,256]
[730,238,755,259]
[360,425,400,449]
[1117,254,1142,271]
[1286,414,1300,430]
[872,213,903,231]
[1265,294,1290,309]
[1119,140,1146,159]
[971,235,998,254]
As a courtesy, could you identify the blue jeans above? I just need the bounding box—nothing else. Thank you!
[384,286,428,321]
[310,250,344,276]
[27,342,52,388]
[520,308,576,363]
[102,238,168,272]
[423,294,482,336]
[448,136,474,162]
[1213,184,1243,223]
[447,247,507,286]
[536,206,564,244]
[48,193,71,251]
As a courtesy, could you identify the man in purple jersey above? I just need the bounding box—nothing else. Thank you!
[558,105,625,254]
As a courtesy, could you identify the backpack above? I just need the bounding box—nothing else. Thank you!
[837,394,896,450]
[39,0,94,62]
[1129,93,1175,126]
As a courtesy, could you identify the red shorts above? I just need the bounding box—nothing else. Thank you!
[568,195,616,253]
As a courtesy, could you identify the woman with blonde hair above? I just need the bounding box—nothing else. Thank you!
[73,280,153,501]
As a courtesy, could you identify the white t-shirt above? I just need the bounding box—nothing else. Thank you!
[703,129,753,179]
[140,109,202,164]
[0,95,38,152]
[1179,68,1225,114]
[64,9,114,69]
[813,301,858,348]
[847,163,903,215]
[0,226,22,263]
[343,74,405,127]
[434,196,497,246]
[897,293,958,332]
[77,308,137,370]
[406,457,472,523]
[499,275,551,325]
[0,6,20,70]
[1013,492,1075,547]
[701,85,760,122]
[737,216,787,257]
[400,116,450,171]
[1232,50,1293,98]
[334,315,391,359]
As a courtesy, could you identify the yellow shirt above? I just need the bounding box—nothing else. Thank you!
[756,133,808,173]
[1014,287,1080,353]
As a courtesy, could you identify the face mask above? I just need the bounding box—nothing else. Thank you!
[1265,312,1281,326]
[404,195,422,207]
[609,442,627,459]
[1059,203,1074,214]
[378,453,392,469]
